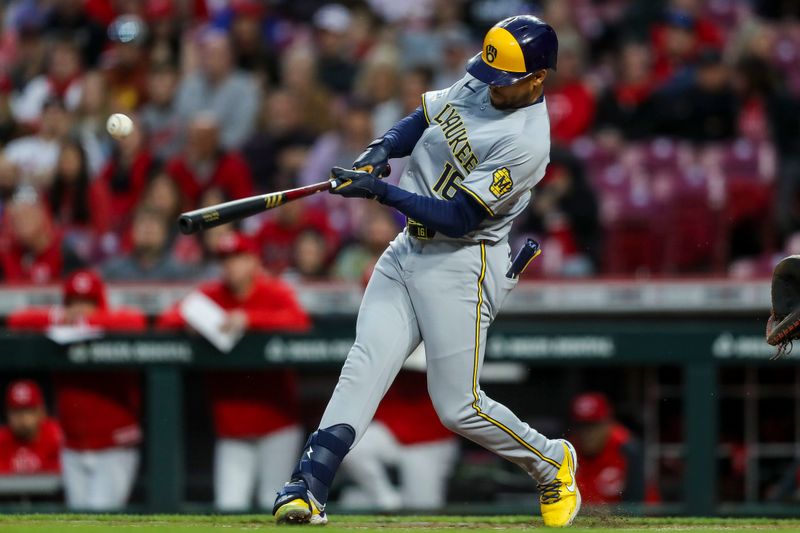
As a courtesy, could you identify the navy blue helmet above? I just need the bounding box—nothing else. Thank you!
[466,15,558,87]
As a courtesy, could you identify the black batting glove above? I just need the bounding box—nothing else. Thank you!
[329,167,388,200]
[352,138,391,177]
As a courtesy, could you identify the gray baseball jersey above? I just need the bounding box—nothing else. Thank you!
[318,76,564,489]
[399,73,551,244]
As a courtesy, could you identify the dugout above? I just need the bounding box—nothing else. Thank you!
[0,280,796,517]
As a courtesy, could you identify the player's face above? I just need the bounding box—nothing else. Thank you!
[489,70,548,109]
[7,406,44,442]
[575,421,612,456]
[65,298,100,321]
[222,253,258,292]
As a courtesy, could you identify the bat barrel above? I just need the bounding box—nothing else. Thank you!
[177,209,227,235]
[177,194,274,235]
[176,181,334,235]
[178,213,202,234]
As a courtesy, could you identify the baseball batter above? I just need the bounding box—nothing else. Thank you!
[274,16,580,527]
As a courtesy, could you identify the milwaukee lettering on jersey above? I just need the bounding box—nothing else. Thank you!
[433,104,479,173]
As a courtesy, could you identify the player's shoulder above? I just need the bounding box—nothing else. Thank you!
[254,274,295,295]
[515,96,551,130]
[40,419,64,443]
[423,74,477,110]
[502,97,551,150]
[198,280,226,298]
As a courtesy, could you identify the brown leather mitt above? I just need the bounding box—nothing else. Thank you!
[766,255,800,358]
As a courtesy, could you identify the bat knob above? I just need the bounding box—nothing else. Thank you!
[178,215,198,235]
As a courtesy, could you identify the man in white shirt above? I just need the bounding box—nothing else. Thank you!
[3,98,70,187]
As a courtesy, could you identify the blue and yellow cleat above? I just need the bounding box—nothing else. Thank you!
[273,480,328,526]
[538,440,581,527]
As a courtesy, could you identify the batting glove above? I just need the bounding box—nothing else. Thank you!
[329,167,387,200]
[352,139,391,177]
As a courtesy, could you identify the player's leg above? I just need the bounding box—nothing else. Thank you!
[398,438,459,509]
[340,421,403,511]
[274,237,421,523]
[317,242,420,439]
[85,447,139,510]
[255,426,303,509]
[412,241,579,525]
[61,449,91,509]
[410,241,564,478]
[214,438,257,510]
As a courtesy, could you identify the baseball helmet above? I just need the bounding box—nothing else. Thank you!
[466,15,558,87]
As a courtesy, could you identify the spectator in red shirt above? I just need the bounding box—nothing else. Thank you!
[546,35,596,145]
[166,115,254,210]
[650,7,722,85]
[7,270,146,510]
[95,122,154,233]
[0,188,65,283]
[0,380,62,475]
[341,362,457,511]
[569,392,646,504]
[158,233,310,510]
[255,200,338,275]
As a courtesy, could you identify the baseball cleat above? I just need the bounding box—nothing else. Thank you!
[538,439,581,527]
[273,480,328,526]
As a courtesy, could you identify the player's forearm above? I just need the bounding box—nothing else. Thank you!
[374,181,486,237]
[381,107,428,159]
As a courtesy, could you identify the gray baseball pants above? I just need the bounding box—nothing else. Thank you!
[319,231,564,482]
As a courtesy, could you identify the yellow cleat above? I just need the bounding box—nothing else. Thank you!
[538,440,581,527]
[274,497,328,526]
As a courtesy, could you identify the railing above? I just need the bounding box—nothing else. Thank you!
[0,279,772,318]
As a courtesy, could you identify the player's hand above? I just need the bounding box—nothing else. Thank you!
[352,139,390,177]
[329,167,387,200]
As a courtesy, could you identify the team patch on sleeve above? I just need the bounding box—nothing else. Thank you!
[489,167,513,199]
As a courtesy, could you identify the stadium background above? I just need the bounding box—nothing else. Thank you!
[0,0,798,517]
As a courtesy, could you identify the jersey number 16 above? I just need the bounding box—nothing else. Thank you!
[433,161,464,200]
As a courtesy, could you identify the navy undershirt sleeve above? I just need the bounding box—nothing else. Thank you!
[381,107,428,159]
[373,106,485,237]
[372,181,488,237]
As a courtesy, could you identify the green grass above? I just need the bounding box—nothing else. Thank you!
[0,515,799,532]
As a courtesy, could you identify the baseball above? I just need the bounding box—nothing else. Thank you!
[106,113,134,139]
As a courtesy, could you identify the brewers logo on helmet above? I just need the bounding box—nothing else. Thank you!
[467,15,558,87]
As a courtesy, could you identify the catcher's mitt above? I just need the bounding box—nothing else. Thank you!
[766,255,800,358]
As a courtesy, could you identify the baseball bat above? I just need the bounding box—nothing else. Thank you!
[178,165,391,235]
[178,179,337,234]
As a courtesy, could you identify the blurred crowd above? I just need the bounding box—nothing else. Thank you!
[0,0,797,284]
